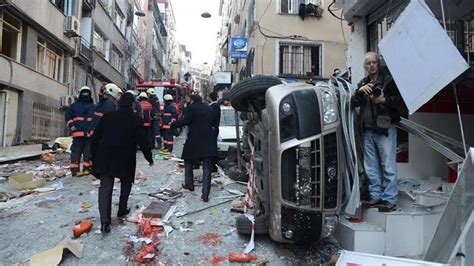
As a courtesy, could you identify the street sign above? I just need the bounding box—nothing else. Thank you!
[231,36,248,59]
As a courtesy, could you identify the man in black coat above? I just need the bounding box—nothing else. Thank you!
[208,91,221,172]
[172,94,218,202]
[91,93,153,234]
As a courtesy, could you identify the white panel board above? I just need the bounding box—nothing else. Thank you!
[378,0,469,114]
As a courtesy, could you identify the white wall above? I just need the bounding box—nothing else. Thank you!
[397,112,474,180]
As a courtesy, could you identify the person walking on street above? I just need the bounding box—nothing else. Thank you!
[161,94,177,152]
[208,92,221,172]
[351,52,407,212]
[171,94,218,202]
[90,83,122,137]
[91,93,153,234]
[65,86,96,176]
[147,88,162,149]
[138,92,154,148]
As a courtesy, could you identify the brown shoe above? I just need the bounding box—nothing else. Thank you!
[364,198,382,208]
[201,195,209,202]
[181,183,194,191]
[378,201,397,213]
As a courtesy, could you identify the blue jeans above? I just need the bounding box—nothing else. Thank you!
[363,126,398,204]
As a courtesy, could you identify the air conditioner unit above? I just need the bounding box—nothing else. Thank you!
[64,16,81,37]
[60,95,75,108]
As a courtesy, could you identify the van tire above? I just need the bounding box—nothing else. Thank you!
[236,215,268,235]
[230,75,282,112]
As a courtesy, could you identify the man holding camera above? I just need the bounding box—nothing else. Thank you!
[351,52,407,212]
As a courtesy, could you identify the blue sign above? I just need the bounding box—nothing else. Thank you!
[231,36,248,59]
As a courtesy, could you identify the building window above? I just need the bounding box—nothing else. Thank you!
[1,12,22,61]
[50,0,78,16]
[279,42,320,77]
[93,29,109,60]
[98,0,114,16]
[110,47,123,73]
[114,5,126,35]
[280,0,321,14]
[36,38,64,81]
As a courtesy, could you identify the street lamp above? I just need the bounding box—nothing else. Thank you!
[201,12,211,18]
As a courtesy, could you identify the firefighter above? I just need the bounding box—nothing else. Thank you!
[162,94,177,152]
[65,86,96,176]
[90,83,122,137]
[137,92,154,148]
[125,90,142,116]
[147,88,161,149]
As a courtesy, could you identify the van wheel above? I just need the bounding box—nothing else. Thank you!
[236,215,268,235]
[230,75,282,112]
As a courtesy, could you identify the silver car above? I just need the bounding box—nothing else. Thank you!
[230,76,342,244]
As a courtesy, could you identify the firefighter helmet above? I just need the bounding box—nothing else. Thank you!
[125,90,137,96]
[138,92,148,99]
[147,88,156,95]
[164,94,173,101]
[104,83,122,100]
[79,86,91,94]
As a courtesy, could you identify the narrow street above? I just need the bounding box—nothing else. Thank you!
[0,136,340,265]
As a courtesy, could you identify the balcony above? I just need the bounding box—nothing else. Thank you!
[83,0,97,11]
[0,55,68,101]
[77,38,93,61]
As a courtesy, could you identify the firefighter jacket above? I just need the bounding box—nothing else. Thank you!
[65,100,96,138]
[148,95,160,118]
[139,99,154,127]
[162,102,177,129]
[90,95,118,136]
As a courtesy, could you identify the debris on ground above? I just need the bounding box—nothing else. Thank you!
[79,201,93,212]
[148,188,183,201]
[9,173,45,190]
[135,170,149,184]
[230,199,245,213]
[29,237,84,266]
[209,254,227,265]
[40,152,55,164]
[228,252,257,262]
[0,191,12,202]
[142,201,172,218]
[73,220,93,237]
[179,221,193,232]
[33,164,70,181]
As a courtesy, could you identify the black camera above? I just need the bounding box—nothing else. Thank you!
[371,82,383,97]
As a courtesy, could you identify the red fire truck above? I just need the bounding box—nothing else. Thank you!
[136,79,192,119]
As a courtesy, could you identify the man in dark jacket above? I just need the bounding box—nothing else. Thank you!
[172,95,217,202]
[351,52,407,213]
[65,86,96,176]
[138,92,155,148]
[208,91,221,172]
[89,83,122,137]
[91,93,153,234]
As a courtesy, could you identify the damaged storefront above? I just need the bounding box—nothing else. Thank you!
[334,0,474,263]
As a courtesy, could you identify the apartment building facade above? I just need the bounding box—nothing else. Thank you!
[217,0,350,84]
[0,0,159,147]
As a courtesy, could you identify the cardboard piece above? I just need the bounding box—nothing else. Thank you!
[30,237,84,266]
[9,173,45,190]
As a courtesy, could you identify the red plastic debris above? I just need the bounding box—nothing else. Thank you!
[199,233,222,246]
[209,254,226,265]
[228,252,257,262]
[73,220,93,238]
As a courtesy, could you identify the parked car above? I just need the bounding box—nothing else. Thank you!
[217,106,242,158]
[229,75,342,244]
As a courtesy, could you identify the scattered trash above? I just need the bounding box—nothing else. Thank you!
[92,180,101,186]
[174,211,187,217]
[30,237,84,266]
[162,205,177,222]
[195,219,205,225]
[199,233,222,246]
[73,220,93,238]
[94,230,102,235]
[230,199,245,213]
[9,172,45,190]
[80,201,93,212]
[175,199,234,218]
[154,154,165,160]
[143,253,155,259]
[228,252,257,263]
[40,153,55,164]
[129,236,153,244]
[222,228,237,237]
[135,170,149,184]
[169,157,184,162]
[164,225,173,237]
[33,164,70,181]
[148,188,183,201]
[45,195,62,201]
[0,192,11,202]
[49,181,64,190]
